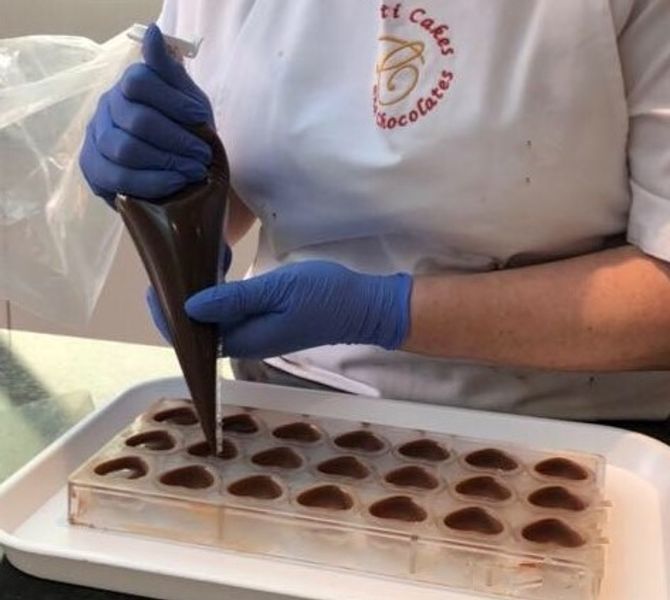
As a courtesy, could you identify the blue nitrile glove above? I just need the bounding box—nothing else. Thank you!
[79,23,214,205]
[183,260,413,359]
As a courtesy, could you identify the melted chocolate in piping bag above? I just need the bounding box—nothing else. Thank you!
[116,127,229,452]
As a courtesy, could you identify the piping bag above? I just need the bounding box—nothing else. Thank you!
[115,26,228,452]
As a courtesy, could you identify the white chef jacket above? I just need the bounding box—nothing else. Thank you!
[159,0,670,419]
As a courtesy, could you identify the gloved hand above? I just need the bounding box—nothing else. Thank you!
[79,23,214,205]
[183,260,413,359]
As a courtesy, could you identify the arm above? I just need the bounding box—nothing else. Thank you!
[405,245,670,371]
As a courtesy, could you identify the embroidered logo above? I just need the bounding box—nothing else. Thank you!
[373,4,456,129]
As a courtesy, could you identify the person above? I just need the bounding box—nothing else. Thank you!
[80,1,670,422]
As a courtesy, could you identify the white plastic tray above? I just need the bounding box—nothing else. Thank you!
[1,377,669,600]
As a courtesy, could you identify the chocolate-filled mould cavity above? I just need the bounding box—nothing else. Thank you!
[464,448,519,472]
[397,438,450,462]
[522,518,586,548]
[116,127,229,451]
[153,406,199,426]
[384,465,439,490]
[251,446,303,470]
[316,455,370,480]
[454,476,512,502]
[93,456,148,480]
[444,506,504,536]
[125,430,176,452]
[296,485,354,511]
[333,430,385,453]
[272,422,322,444]
[228,475,283,500]
[528,486,587,512]
[187,438,238,460]
[368,495,427,523]
[159,465,214,490]
[534,457,590,481]
[221,413,260,435]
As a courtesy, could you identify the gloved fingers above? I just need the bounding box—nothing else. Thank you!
[221,314,290,359]
[108,88,212,163]
[94,98,207,181]
[142,24,206,101]
[146,286,172,343]
[79,127,117,206]
[120,62,211,126]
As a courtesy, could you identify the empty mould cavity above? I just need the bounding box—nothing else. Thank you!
[272,422,322,443]
[368,495,427,522]
[384,465,439,490]
[228,475,283,500]
[333,430,385,453]
[159,465,214,489]
[251,446,303,469]
[528,486,587,511]
[125,430,176,451]
[297,485,354,511]
[220,413,259,434]
[397,438,450,462]
[522,518,585,548]
[187,438,238,460]
[534,457,589,481]
[444,506,504,535]
[316,455,370,480]
[94,456,148,480]
[454,476,512,502]
[153,406,198,426]
[464,448,519,472]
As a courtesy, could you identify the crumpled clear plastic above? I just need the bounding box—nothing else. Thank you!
[0,29,140,325]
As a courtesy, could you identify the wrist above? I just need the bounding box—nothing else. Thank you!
[361,272,413,350]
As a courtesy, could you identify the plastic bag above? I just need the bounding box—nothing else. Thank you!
[0,30,140,325]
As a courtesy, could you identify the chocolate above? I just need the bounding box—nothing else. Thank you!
[454,476,512,502]
[221,413,259,435]
[534,457,589,481]
[125,430,175,451]
[228,475,283,500]
[316,455,370,480]
[444,507,504,535]
[94,456,147,480]
[187,438,237,460]
[251,446,303,469]
[159,465,214,489]
[464,448,519,472]
[116,126,229,451]
[384,466,439,490]
[153,406,199,426]
[528,486,587,511]
[333,430,385,453]
[297,485,354,511]
[272,422,322,443]
[368,495,427,522]
[397,439,450,462]
[522,518,585,548]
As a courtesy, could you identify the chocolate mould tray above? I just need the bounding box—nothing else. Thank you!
[68,396,609,600]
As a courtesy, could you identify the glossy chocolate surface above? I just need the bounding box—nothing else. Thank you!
[384,465,439,490]
[397,439,450,462]
[333,430,385,453]
[297,485,354,511]
[444,507,504,535]
[187,438,238,460]
[522,518,585,548]
[464,448,519,472]
[251,446,303,469]
[316,455,370,480]
[159,465,214,489]
[455,476,512,501]
[272,422,322,443]
[534,457,589,481]
[528,486,587,511]
[94,456,148,480]
[125,430,175,451]
[228,475,283,500]
[369,495,427,522]
[153,407,198,426]
[221,413,259,435]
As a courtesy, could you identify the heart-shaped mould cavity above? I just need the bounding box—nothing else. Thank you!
[94,456,148,480]
[334,430,385,453]
[228,475,283,500]
[159,465,214,489]
[317,455,370,480]
[221,413,259,434]
[455,476,512,502]
[397,439,450,462]
[444,506,504,535]
[384,465,439,490]
[153,406,198,426]
[251,446,303,469]
[187,438,238,460]
[125,430,176,451]
[534,457,589,481]
[272,422,322,443]
[464,448,519,472]
[521,518,585,548]
[297,485,354,511]
[528,486,587,511]
[368,495,427,522]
